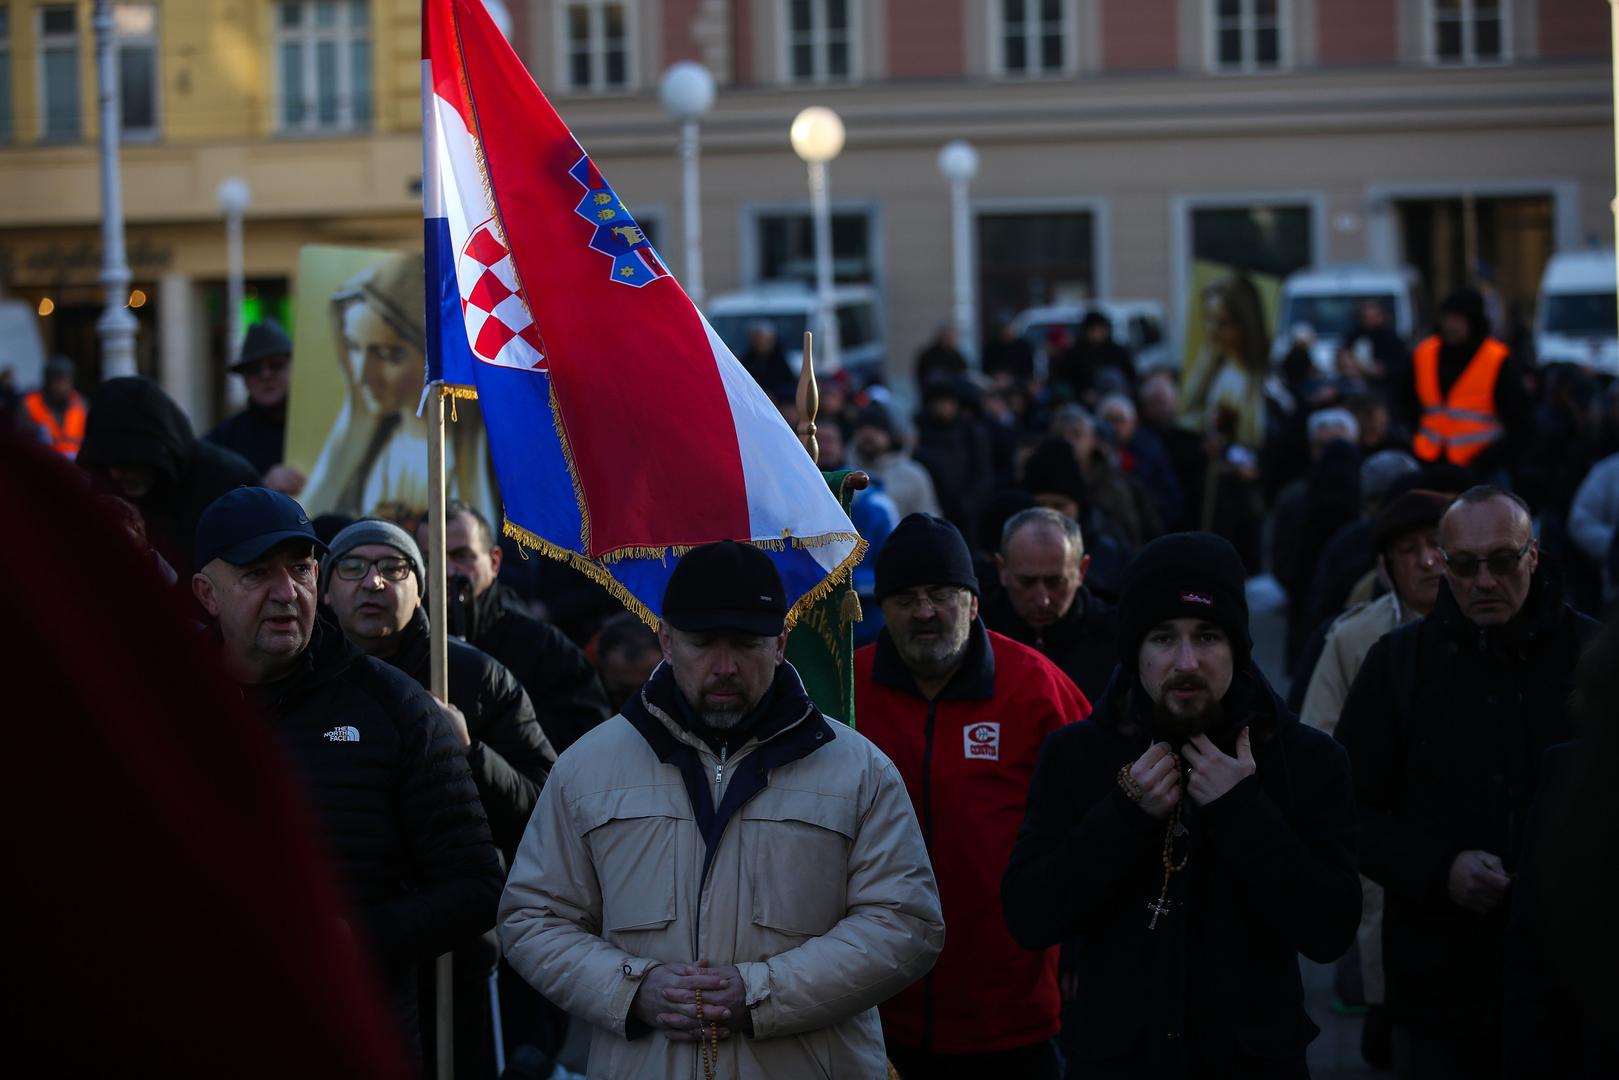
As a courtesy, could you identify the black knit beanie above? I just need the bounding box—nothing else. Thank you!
[1118,532,1251,673]
[874,513,979,601]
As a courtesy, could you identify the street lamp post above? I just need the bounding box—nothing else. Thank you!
[790,106,846,374]
[659,62,716,307]
[937,140,980,366]
[93,0,138,379]
[217,178,252,409]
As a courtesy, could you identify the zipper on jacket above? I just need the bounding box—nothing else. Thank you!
[920,699,938,1053]
[714,744,728,802]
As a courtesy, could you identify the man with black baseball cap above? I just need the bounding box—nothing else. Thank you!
[500,540,943,1078]
[856,513,1088,1077]
[205,318,305,494]
[191,487,502,1060]
[1004,531,1361,1078]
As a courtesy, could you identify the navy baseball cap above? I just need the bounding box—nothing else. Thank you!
[194,487,325,569]
[662,541,787,636]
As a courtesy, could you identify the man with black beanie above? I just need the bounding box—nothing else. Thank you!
[857,514,1089,1077]
[500,541,943,1078]
[1003,531,1361,1078]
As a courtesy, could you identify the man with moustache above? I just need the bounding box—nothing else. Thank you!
[499,541,944,1078]
[1002,532,1361,1078]
[1336,487,1599,1079]
[856,513,1088,1077]
[189,488,502,1058]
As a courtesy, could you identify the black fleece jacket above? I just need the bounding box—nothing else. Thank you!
[1002,665,1359,1079]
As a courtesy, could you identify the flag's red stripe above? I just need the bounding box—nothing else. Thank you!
[447,0,750,553]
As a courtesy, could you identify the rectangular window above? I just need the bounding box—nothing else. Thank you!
[0,10,12,144]
[785,0,854,85]
[1211,0,1286,73]
[115,3,159,139]
[39,5,81,140]
[1430,0,1505,64]
[275,1,371,133]
[977,211,1097,323]
[756,209,873,285]
[997,0,1068,78]
[562,1,632,92]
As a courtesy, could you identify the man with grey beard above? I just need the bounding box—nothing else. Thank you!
[499,541,943,1078]
[856,513,1088,1077]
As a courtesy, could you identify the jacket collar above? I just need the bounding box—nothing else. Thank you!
[1430,568,1568,652]
[246,615,362,712]
[986,585,1106,650]
[386,607,432,675]
[872,616,996,701]
[626,660,827,762]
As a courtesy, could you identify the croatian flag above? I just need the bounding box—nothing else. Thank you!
[423,0,862,625]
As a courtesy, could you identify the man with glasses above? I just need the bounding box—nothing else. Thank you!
[856,514,1088,1077]
[323,518,559,1077]
[190,489,502,1061]
[1337,485,1599,1079]
[206,319,306,495]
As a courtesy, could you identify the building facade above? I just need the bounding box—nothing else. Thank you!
[0,0,1611,424]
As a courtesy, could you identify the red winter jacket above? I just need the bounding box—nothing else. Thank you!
[855,620,1090,1054]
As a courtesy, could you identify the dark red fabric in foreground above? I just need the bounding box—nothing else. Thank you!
[2,434,411,1076]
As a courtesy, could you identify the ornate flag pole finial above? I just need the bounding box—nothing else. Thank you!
[797,330,820,464]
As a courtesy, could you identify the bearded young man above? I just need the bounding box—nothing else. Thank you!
[1002,532,1360,1079]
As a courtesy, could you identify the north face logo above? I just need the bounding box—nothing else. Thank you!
[963,722,1001,761]
[323,726,360,743]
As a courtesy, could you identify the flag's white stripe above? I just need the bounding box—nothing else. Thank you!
[432,89,489,260]
[702,314,859,572]
[420,61,444,219]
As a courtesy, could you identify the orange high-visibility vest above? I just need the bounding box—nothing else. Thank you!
[23,390,87,458]
[1411,336,1508,466]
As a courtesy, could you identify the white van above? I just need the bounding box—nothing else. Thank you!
[1270,264,1422,373]
[1535,251,1617,375]
[0,295,48,390]
[1011,299,1173,376]
[705,282,885,380]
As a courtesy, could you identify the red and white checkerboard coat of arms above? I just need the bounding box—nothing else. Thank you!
[457,217,547,371]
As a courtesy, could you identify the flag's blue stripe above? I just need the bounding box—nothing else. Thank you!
[426,216,479,387]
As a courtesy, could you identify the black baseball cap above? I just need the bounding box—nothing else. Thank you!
[194,487,326,569]
[662,541,787,636]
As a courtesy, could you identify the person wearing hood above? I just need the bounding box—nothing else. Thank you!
[1002,531,1361,1079]
[78,376,260,573]
[206,318,305,494]
[1402,288,1532,481]
[1335,487,1599,1079]
[322,517,559,1079]
[188,487,503,1061]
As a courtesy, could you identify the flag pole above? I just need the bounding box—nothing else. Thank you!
[426,383,455,1077]
[797,331,820,463]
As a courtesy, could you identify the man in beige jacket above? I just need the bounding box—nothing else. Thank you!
[1299,487,1450,1068]
[499,541,944,1078]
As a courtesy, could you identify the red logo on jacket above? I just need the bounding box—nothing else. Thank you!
[963,722,1001,761]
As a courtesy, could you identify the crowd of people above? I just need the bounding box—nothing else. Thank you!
[5,278,1619,1080]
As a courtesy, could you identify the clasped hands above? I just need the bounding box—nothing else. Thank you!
[1126,730,1257,820]
[630,959,751,1042]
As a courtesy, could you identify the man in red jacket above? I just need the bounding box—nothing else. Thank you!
[856,513,1090,1078]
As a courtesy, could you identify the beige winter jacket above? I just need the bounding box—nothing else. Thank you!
[1300,592,1411,737]
[498,695,944,1079]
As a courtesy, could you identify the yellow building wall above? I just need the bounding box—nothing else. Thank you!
[0,0,422,147]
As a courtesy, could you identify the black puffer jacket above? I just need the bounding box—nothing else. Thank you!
[387,608,554,863]
[1335,573,1599,1037]
[244,617,503,1039]
[468,582,611,753]
[78,377,260,573]
[1003,665,1360,1079]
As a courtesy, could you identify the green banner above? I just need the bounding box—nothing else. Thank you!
[786,469,863,727]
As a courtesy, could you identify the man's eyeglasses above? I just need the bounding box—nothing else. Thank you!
[1441,541,1531,579]
[333,556,413,582]
[887,586,967,613]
